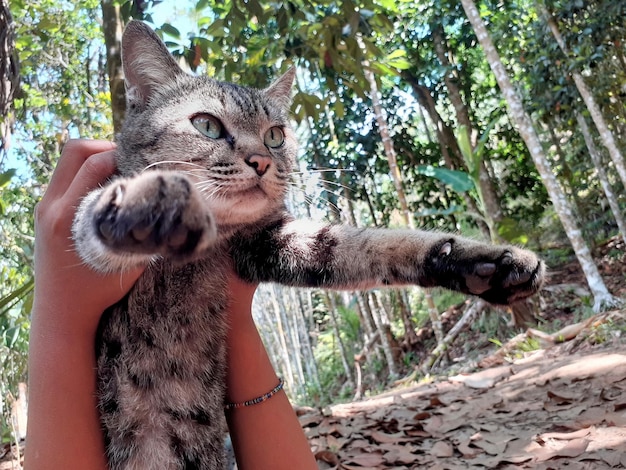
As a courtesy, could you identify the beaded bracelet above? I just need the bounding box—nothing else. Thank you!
[224,377,284,410]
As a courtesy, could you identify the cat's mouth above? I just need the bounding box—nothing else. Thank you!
[207,182,274,225]
[229,183,266,198]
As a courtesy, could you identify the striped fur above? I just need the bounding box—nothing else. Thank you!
[71,21,544,470]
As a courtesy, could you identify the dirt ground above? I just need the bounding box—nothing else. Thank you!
[301,339,626,469]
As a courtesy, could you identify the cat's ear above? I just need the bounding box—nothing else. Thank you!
[121,20,185,106]
[264,67,295,109]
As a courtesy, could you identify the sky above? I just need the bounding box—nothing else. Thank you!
[150,1,196,41]
[2,3,197,180]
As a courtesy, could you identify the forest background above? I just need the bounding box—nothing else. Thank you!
[1,0,625,446]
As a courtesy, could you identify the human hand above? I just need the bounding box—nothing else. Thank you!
[33,139,145,336]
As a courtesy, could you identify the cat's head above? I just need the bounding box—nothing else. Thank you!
[116,20,297,227]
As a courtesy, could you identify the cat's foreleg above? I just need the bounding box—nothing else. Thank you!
[233,220,544,305]
[72,171,217,273]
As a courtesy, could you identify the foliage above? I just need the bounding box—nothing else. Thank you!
[2,0,624,412]
[1,0,113,442]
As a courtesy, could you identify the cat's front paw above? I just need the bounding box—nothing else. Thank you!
[93,171,216,260]
[422,238,545,305]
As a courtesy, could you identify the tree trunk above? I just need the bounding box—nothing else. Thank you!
[367,292,399,378]
[363,44,452,356]
[402,72,464,170]
[362,176,380,226]
[0,0,19,156]
[402,71,491,239]
[294,290,322,392]
[460,0,621,311]
[354,291,382,364]
[279,287,305,394]
[542,7,626,189]
[424,300,488,371]
[269,286,296,389]
[362,49,453,346]
[363,63,414,229]
[432,24,504,241]
[255,288,286,376]
[311,146,341,222]
[100,0,126,135]
[576,112,626,245]
[325,292,355,388]
[397,290,419,346]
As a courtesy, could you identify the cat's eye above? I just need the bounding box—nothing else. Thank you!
[264,127,284,148]
[191,114,223,139]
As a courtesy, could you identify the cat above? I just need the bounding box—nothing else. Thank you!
[71,20,545,470]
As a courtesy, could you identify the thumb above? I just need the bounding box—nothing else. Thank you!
[62,150,117,206]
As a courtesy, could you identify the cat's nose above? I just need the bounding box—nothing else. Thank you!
[245,154,272,176]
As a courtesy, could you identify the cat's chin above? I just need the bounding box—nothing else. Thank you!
[209,192,275,226]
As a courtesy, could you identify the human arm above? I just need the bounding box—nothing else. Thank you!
[224,275,318,470]
[25,140,145,470]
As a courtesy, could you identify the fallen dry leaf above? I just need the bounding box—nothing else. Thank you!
[448,365,511,389]
[315,450,340,465]
[538,426,592,441]
[383,446,419,465]
[546,388,578,404]
[456,438,482,458]
[342,451,386,467]
[294,347,626,469]
[430,440,454,457]
[534,437,590,462]
[368,431,412,445]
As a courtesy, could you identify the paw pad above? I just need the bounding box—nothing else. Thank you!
[476,262,496,277]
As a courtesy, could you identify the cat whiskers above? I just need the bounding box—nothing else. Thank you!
[194,179,232,203]
[290,168,356,176]
[284,181,344,216]
[286,170,357,214]
[290,169,358,195]
[153,167,234,201]
[142,160,207,172]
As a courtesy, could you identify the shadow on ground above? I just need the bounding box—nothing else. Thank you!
[303,341,626,469]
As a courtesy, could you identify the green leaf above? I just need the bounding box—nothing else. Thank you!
[204,19,226,37]
[475,118,498,160]
[0,279,34,316]
[416,165,474,193]
[414,205,463,218]
[386,49,406,60]
[376,0,399,12]
[386,58,411,70]
[370,61,396,76]
[195,0,210,11]
[245,0,264,19]
[0,169,16,189]
[21,291,34,317]
[457,125,473,162]
[159,23,181,39]
[4,326,21,348]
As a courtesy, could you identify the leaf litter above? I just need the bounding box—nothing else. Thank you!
[301,341,626,469]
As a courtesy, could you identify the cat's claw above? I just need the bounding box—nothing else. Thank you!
[93,171,217,260]
[424,239,545,305]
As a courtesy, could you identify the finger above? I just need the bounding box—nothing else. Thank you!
[45,139,116,200]
[62,150,117,205]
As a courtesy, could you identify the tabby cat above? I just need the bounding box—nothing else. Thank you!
[72,20,544,470]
